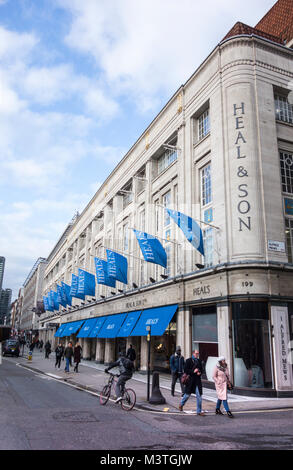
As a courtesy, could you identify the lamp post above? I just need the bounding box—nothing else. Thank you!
[146,325,151,401]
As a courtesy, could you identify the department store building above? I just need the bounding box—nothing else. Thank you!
[38,1,293,396]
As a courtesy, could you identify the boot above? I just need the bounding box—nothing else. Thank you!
[227,411,234,418]
[216,408,224,415]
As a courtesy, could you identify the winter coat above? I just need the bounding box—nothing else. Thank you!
[183,356,203,396]
[74,345,82,363]
[64,346,74,359]
[55,346,64,358]
[126,347,136,362]
[213,365,230,401]
[45,342,51,351]
[170,354,185,374]
[106,357,134,376]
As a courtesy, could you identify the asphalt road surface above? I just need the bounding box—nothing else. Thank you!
[1,358,293,451]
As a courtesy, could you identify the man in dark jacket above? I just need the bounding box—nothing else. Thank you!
[55,343,64,369]
[179,350,205,415]
[170,346,185,396]
[105,353,134,403]
[44,341,51,358]
[64,342,73,372]
[126,344,136,362]
[73,342,82,373]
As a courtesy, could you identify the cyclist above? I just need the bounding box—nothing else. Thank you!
[105,352,135,403]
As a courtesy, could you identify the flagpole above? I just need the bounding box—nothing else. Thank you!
[156,203,220,230]
[90,249,149,264]
[129,227,181,246]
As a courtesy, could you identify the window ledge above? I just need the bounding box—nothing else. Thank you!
[193,132,211,150]
[276,119,293,127]
[152,159,178,184]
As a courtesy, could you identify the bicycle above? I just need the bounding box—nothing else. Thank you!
[99,372,136,411]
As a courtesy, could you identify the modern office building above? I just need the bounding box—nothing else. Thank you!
[0,257,5,293]
[39,0,293,396]
[0,288,12,325]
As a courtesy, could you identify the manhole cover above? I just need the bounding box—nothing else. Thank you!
[52,411,98,423]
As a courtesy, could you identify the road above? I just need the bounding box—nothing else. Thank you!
[1,358,293,451]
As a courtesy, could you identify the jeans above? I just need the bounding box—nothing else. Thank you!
[180,386,202,414]
[115,374,131,398]
[65,357,70,372]
[55,356,61,368]
[171,372,185,395]
[216,399,230,412]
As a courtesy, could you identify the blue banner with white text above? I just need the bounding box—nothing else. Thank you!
[70,274,85,300]
[106,249,128,284]
[77,269,96,296]
[61,282,72,306]
[165,208,204,256]
[133,229,167,268]
[57,284,67,308]
[94,257,116,288]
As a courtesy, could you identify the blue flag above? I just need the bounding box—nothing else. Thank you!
[94,257,116,288]
[43,296,53,312]
[57,284,67,308]
[106,249,128,284]
[166,208,204,256]
[70,274,85,300]
[61,281,72,306]
[49,290,59,311]
[77,269,96,296]
[133,229,167,269]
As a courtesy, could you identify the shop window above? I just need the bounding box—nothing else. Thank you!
[192,305,218,380]
[153,316,177,372]
[280,151,293,194]
[232,302,273,389]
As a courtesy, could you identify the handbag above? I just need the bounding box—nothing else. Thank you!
[181,373,190,385]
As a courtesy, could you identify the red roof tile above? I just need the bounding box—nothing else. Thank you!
[222,21,284,44]
[256,0,293,44]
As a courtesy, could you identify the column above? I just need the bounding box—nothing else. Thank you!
[176,306,191,359]
[217,303,232,370]
[83,338,91,360]
[104,339,115,365]
[95,338,105,363]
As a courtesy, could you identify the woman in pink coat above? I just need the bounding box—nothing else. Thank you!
[212,356,234,418]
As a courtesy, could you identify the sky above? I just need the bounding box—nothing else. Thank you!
[0,0,277,299]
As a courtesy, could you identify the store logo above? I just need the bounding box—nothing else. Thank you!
[146,318,159,325]
[106,324,115,330]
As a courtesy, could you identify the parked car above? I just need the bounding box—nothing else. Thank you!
[2,339,20,357]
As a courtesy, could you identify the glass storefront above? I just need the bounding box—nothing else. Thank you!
[153,315,177,372]
[232,302,273,389]
[192,305,218,380]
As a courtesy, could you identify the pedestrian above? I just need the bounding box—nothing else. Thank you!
[170,346,185,397]
[44,341,51,358]
[39,339,43,352]
[55,343,64,369]
[212,356,234,418]
[73,342,82,372]
[64,342,73,372]
[126,344,136,362]
[179,349,205,416]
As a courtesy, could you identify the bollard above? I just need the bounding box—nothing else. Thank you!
[149,371,166,404]
[28,350,32,361]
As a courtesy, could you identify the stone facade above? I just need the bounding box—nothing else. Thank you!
[38,31,293,395]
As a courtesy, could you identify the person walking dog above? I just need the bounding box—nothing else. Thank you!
[212,356,234,418]
[170,346,185,396]
[179,350,205,415]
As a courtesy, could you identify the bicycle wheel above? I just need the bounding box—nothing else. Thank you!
[100,385,111,405]
[120,388,136,411]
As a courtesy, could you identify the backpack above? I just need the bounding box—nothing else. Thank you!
[121,357,134,373]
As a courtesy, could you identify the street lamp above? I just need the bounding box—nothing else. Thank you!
[146,325,151,402]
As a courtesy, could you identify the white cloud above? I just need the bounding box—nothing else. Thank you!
[58,0,276,112]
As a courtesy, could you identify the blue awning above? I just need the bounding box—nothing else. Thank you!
[97,313,127,338]
[77,318,99,338]
[60,320,84,337]
[54,324,66,337]
[130,304,178,337]
[116,310,142,337]
[88,316,106,338]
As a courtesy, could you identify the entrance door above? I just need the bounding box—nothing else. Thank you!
[192,305,218,380]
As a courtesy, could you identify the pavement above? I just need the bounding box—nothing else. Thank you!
[9,347,293,415]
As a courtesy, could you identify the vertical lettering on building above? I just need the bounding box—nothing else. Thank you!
[233,102,251,231]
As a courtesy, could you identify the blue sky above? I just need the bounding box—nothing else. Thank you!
[0,0,276,299]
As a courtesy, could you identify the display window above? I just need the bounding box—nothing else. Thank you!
[232,302,273,389]
[192,305,218,380]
